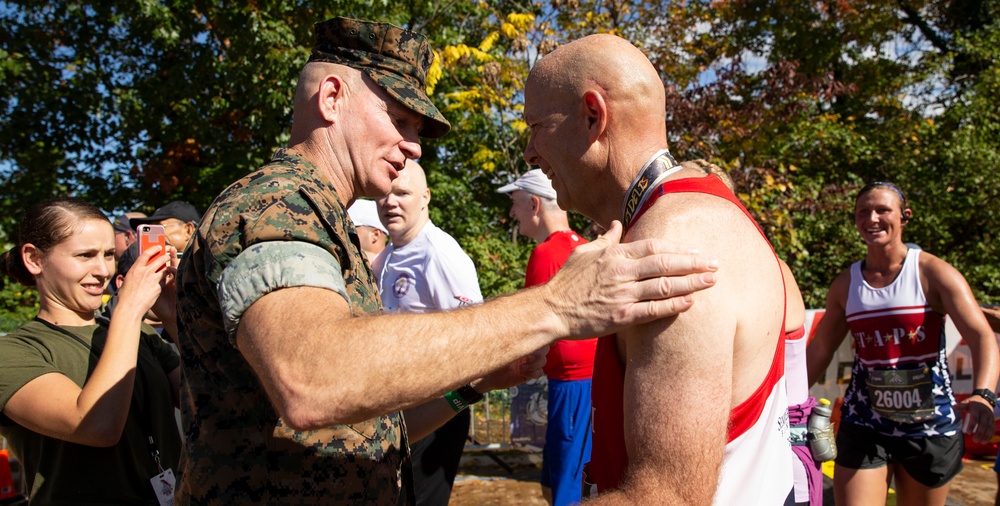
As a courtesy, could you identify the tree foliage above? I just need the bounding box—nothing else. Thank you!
[695,0,1000,305]
[1,0,998,321]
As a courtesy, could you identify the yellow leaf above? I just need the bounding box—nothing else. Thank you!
[788,164,798,171]
[480,32,499,53]
[443,89,483,111]
[442,45,464,64]
[506,12,535,31]
[500,22,518,39]
[471,146,500,170]
[469,46,494,62]
[425,52,443,95]
[765,174,775,186]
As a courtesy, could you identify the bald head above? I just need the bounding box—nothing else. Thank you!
[396,159,428,193]
[527,34,666,127]
[522,34,670,225]
[377,159,431,246]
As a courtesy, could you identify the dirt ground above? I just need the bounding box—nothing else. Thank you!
[949,458,997,506]
[450,453,547,506]
[450,454,1000,506]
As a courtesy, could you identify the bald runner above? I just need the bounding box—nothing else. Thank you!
[522,34,793,504]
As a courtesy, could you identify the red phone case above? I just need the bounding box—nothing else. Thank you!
[137,225,167,265]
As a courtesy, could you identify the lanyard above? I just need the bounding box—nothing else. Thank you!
[33,317,165,473]
[621,149,682,228]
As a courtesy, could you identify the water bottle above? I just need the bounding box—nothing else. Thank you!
[807,398,838,462]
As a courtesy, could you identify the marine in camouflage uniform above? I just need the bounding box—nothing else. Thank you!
[174,17,449,505]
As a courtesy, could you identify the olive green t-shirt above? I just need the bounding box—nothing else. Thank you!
[0,320,181,505]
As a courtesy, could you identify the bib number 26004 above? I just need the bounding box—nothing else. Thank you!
[873,388,923,411]
[865,367,935,424]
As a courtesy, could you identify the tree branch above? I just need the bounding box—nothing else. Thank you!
[896,0,951,55]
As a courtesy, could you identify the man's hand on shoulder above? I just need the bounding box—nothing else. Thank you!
[543,220,718,340]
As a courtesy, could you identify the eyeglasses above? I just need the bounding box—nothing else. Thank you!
[158,220,189,230]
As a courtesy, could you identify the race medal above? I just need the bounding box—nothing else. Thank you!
[865,367,936,424]
[621,149,682,228]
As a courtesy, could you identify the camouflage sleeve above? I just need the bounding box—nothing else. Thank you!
[217,241,349,343]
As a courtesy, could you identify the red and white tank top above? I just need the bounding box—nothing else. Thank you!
[841,248,957,436]
[589,175,792,505]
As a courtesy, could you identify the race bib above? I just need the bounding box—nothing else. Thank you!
[865,367,935,424]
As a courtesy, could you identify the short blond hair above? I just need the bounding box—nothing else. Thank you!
[682,159,735,192]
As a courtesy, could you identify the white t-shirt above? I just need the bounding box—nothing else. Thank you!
[373,222,482,312]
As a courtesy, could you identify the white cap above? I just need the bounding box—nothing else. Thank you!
[497,169,557,200]
[348,199,387,233]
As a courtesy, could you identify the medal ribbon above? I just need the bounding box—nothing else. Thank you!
[621,149,682,228]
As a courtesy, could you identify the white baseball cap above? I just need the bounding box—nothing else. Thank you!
[347,199,387,233]
[496,169,557,200]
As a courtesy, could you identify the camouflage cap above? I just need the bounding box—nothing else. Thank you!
[310,17,451,139]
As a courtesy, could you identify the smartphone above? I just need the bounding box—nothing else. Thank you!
[137,224,167,265]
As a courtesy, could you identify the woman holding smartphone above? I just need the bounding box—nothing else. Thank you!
[807,182,998,506]
[0,197,181,504]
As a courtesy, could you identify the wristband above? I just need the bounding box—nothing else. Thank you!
[443,384,485,413]
[972,388,997,408]
[443,390,468,413]
[455,384,485,405]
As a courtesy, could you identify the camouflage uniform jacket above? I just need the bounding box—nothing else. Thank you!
[175,148,413,505]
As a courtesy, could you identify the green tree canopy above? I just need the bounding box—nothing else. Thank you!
[2,0,998,321]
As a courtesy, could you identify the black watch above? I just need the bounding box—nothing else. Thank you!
[972,388,997,408]
[455,384,485,405]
